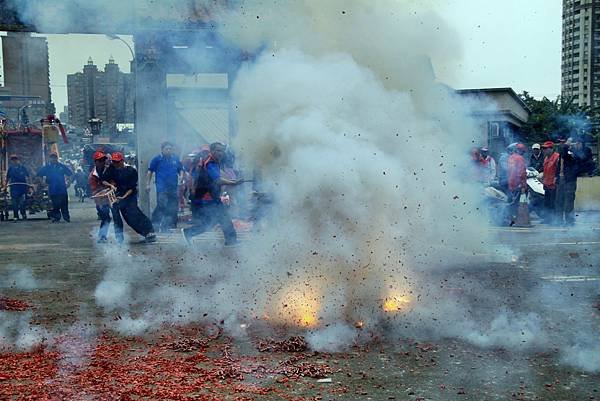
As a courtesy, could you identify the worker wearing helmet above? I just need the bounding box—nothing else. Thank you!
[101,152,156,243]
[529,143,543,172]
[89,151,124,243]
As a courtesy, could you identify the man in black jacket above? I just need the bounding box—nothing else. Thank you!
[101,152,156,243]
[529,143,544,172]
[555,138,595,226]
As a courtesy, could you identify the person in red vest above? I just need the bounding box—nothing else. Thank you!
[541,141,560,224]
[507,143,528,222]
[182,142,241,246]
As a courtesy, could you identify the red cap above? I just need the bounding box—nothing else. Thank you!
[516,143,527,152]
[9,154,19,159]
[541,141,554,149]
[93,151,106,160]
[111,152,124,162]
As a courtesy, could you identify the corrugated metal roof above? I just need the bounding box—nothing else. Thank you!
[174,102,229,144]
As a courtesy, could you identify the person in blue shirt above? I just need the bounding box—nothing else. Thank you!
[5,155,31,220]
[182,142,241,246]
[37,153,73,222]
[146,141,183,231]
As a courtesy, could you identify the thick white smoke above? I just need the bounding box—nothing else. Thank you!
[5,0,599,376]
[85,2,498,356]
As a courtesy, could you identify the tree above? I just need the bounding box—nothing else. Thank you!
[519,91,599,145]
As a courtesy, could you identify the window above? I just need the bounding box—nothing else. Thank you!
[488,122,500,138]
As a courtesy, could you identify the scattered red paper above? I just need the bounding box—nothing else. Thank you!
[257,336,307,352]
[0,328,334,400]
[0,297,31,311]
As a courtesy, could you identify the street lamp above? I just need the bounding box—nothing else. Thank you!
[106,34,136,139]
[106,34,135,61]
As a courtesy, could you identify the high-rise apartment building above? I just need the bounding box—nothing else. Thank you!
[1,32,54,114]
[561,0,600,107]
[67,57,134,133]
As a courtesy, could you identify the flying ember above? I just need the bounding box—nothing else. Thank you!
[382,295,411,313]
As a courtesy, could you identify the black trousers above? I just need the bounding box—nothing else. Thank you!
[543,186,557,222]
[508,190,521,221]
[114,196,154,237]
[97,204,124,240]
[152,191,178,230]
[186,202,236,243]
[49,194,70,222]
[10,190,27,218]
[556,180,577,223]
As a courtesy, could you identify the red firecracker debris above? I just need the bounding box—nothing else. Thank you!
[0,296,31,311]
[258,336,308,352]
[0,324,343,400]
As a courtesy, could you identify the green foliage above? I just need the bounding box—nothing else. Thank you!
[519,91,599,145]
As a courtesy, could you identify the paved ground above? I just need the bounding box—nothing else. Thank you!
[1,199,599,400]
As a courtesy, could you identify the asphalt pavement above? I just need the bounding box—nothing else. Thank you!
[1,199,599,400]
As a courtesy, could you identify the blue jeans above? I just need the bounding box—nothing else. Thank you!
[97,204,124,240]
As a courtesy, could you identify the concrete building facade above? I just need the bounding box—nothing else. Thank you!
[455,88,531,157]
[1,32,54,114]
[67,57,134,133]
[561,0,600,107]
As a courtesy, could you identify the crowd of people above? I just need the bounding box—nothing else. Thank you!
[86,141,243,245]
[471,137,596,226]
[3,139,244,246]
[4,136,596,239]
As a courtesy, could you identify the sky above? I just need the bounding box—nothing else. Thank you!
[46,34,135,114]
[1,0,562,113]
[435,0,562,98]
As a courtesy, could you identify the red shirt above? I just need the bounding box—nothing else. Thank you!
[542,152,560,189]
[507,153,526,191]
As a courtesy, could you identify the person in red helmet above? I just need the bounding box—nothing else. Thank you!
[507,143,528,223]
[540,141,559,224]
[89,151,124,243]
[101,152,156,243]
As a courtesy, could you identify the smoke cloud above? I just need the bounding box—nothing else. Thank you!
[82,1,498,349]
[0,265,40,291]
[0,311,50,351]
[4,0,598,379]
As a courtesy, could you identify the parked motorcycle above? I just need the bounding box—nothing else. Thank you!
[526,167,544,218]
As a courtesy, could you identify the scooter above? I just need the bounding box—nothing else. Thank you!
[526,168,544,218]
[483,184,510,226]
